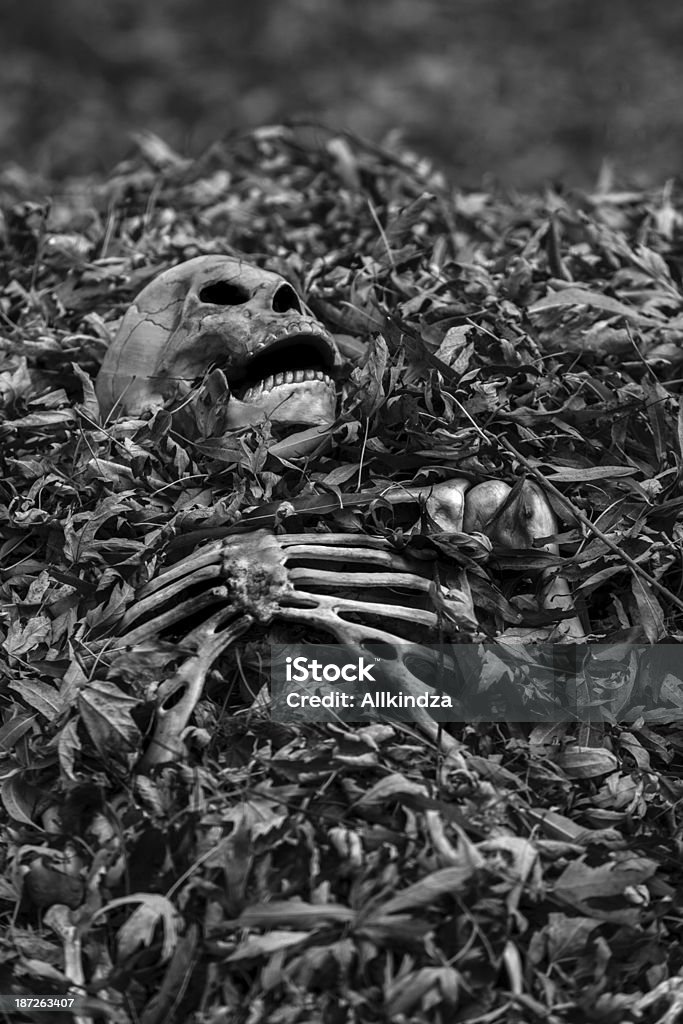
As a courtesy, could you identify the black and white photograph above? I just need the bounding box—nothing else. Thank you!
[2,2,683,1021]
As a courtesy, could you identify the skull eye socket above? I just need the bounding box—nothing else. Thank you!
[272,284,302,314]
[199,281,251,305]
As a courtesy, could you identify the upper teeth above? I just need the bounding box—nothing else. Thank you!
[255,319,333,350]
[242,369,332,401]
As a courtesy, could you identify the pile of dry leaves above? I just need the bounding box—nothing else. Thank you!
[1,126,683,1022]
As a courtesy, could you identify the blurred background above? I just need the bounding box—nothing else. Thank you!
[2,0,683,187]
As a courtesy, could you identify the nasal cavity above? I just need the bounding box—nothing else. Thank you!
[199,281,250,305]
[272,284,302,314]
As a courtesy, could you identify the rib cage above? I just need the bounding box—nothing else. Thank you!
[118,529,472,767]
[125,530,469,640]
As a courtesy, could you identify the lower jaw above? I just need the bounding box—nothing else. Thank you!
[231,380,337,428]
[241,384,337,459]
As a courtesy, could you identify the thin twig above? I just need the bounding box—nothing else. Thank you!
[355,416,370,491]
[366,196,395,268]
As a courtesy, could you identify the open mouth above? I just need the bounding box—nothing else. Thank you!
[232,325,338,402]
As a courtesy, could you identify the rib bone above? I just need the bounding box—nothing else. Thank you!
[274,598,462,750]
[118,473,583,769]
[117,529,475,766]
[139,610,254,770]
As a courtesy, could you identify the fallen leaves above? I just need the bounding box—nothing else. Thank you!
[1,125,683,1022]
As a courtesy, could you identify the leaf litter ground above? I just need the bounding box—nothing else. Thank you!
[1,126,683,1022]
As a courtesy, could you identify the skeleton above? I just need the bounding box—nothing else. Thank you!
[97,257,584,768]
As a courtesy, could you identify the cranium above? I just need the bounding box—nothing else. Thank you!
[96,255,340,428]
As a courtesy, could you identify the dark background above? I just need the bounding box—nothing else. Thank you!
[3,0,683,186]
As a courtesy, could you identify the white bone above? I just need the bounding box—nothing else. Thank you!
[124,530,475,765]
[126,470,584,768]
[123,467,585,770]
[464,479,585,640]
[45,905,92,1024]
[276,602,462,751]
[139,610,254,770]
[385,477,584,641]
[383,478,470,532]
[96,255,339,431]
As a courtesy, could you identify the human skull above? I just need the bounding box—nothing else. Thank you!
[96,255,340,429]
